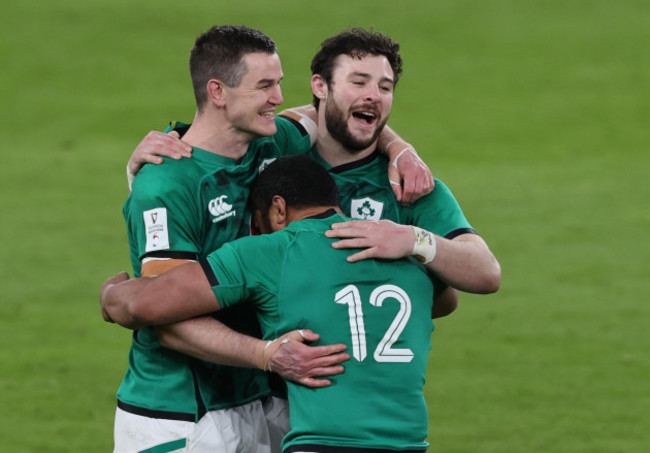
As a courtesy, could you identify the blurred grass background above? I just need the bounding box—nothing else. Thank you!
[1,0,648,451]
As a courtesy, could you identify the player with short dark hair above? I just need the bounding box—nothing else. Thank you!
[249,154,340,233]
[115,25,322,453]
[190,25,278,111]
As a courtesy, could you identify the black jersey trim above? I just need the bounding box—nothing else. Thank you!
[445,227,477,240]
[306,209,339,220]
[329,151,381,174]
[284,445,426,453]
[200,260,219,287]
[278,114,309,137]
[117,400,197,423]
[191,366,208,421]
[171,122,190,138]
[142,251,199,261]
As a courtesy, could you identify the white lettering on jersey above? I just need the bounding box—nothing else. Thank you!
[144,207,170,252]
[350,197,384,221]
[208,195,236,223]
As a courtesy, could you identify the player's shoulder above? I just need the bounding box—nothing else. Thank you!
[130,157,201,199]
[276,112,312,138]
[215,232,288,270]
[419,177,453,199]
[137,156,202,183]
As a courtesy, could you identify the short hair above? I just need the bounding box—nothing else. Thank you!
[189,25,277,111]
[310,28,403,109]
[250,155,340,217]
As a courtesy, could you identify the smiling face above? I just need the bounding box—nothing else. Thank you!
[222,52,284,139]
[321,53,394,152]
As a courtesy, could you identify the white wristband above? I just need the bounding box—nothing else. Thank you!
[412,226,437,264]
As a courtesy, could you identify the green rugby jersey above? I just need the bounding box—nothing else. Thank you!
[204,213,434,450]
[306,148,476,239]
[118,117,311,420]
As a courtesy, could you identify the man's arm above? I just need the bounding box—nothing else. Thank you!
[126,110,433,202]
[432,285,459,319]
[126,130,193,189]
[100,265,350,387]
[100,263,216,328]
[376,125,434,206]
[155,317,349,388]
[325,220,501,294]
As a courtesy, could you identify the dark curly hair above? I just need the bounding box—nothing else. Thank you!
[310,28,403,109]
[250,155,340,232]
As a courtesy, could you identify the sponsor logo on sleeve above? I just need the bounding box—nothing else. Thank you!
[144,207,170,252]
[350,197,384,221]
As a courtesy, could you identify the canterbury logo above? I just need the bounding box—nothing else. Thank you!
[208,195,233,216]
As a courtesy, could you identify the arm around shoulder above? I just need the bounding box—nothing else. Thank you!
[100,262,220,329]
[428,233,501,294]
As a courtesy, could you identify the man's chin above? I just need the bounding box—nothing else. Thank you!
[251,125,277,139]
[348,131,379,150]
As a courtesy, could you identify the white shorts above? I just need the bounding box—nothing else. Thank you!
[262,397,290,453]
[113,399,272,453]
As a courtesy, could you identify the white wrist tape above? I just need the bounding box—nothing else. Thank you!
[283,108,318,146]
[412,226,437,264]
[383,138,401,151]
[392,147,415,169]
[262,340,274,372]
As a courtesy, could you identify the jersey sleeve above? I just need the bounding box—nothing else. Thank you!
[123,159,202,268]
[271,115,315,156]
[201,241,250,309]
[203,235,284,312]
[402,178,477,239]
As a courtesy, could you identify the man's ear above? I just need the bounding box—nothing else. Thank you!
[268,195,289,232]
[207,79,226,107]
[311,74,328,102]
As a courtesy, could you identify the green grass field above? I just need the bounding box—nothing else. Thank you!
[1,0,648,451]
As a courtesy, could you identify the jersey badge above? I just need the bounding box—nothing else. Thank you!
[144,207,170,252]
[350,197,384,221]
[208,195,236,223]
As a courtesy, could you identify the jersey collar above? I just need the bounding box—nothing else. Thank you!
[305,208,339,220]
[328,150,381,174]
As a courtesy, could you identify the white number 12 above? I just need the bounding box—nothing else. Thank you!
[334,284,414,363]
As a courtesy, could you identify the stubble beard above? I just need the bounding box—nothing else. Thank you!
[324,96,387,153]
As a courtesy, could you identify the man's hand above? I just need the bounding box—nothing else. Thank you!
[325,219,415,262]
[387,147,434,206]
[127,130,193,177]
[262,329,350,388]
[100,271,130,322]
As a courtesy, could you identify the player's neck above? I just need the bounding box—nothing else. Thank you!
[315,130,377,168]
[182,110,250,160]
[288,206,343,224]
